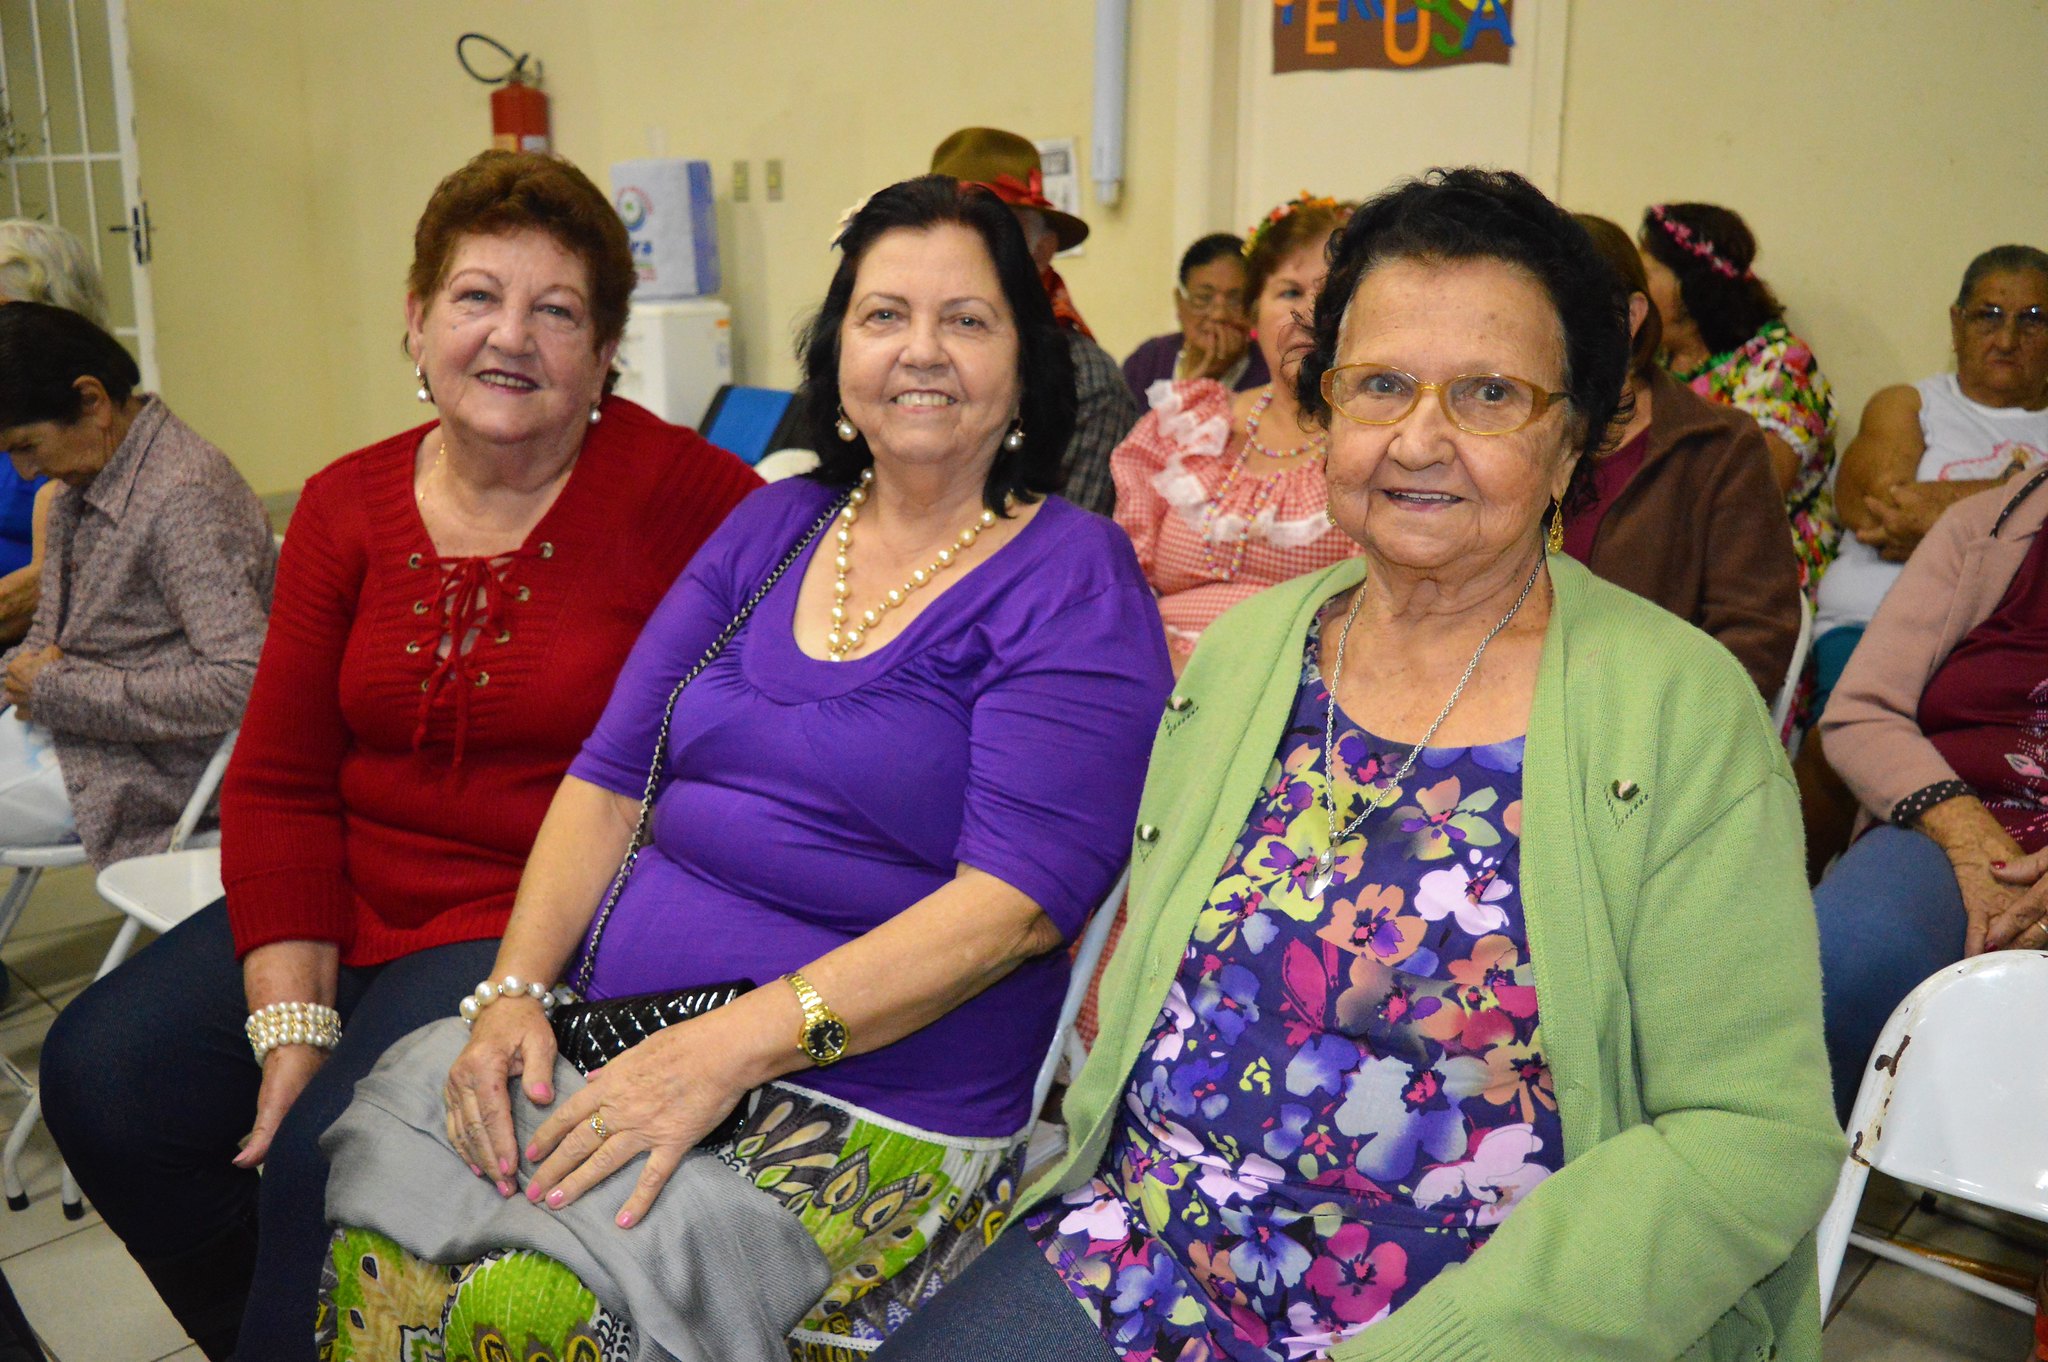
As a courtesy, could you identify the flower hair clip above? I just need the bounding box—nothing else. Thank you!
[1648,204,1748,281]
[1243,191,1344,260]
[829,194,872,250]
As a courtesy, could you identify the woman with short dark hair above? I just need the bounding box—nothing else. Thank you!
[39,150,760,1362]
[1120,232,1271,401]
[875,168,1840,1362]
[1563,214,1802,697]
[316,174,1170,1361]
[0,301,272,856]
[1639,201,1839,595]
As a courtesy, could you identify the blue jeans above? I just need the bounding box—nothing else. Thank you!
[38,899,496,1361]
[1814,824,1966,1124]
[870,1222,1113,1361]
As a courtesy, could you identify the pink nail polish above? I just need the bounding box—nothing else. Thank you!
[525,1185,541,1203]
[468,1163,482,1177]
[499,1157,514,1176]
[617,1211,634,1228]
[547,1189,565,1209]
[1994,860,2008,869]
[497,1181,513,1198]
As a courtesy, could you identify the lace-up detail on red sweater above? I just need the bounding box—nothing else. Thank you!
[221,397,760,964]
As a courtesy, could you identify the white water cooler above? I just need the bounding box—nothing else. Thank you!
[613,298,732,430]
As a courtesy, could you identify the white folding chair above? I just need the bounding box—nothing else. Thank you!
[1,729,237,1217]
[1814,949,2048,1314]
[1024,867,1129,1175]
[752,448,820,483]
[1772,592,1815,741]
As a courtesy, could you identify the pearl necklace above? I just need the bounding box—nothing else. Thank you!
[1197,388,1330,583]
[827,468,1013,660]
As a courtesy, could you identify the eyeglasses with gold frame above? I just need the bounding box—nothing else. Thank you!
[1321,362,1570,437]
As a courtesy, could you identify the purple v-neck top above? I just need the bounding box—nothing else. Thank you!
[569,477,1172,1136]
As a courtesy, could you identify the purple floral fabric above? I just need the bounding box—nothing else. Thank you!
[1023,624,1562,1360]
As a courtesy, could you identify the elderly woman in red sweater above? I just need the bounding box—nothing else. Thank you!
[39,151,758,1362]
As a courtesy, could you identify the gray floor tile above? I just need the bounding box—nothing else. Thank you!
[1824,1251,2036,1360]
[6,1221,185,1362]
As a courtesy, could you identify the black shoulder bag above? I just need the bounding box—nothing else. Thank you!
[548,494,847,1144]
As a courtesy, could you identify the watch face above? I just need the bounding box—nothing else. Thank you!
[805,1018,849,1060]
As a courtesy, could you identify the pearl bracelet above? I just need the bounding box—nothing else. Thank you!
[458,974,560,1025]
[244,1000,342,1066]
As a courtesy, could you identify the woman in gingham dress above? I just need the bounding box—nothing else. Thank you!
[1114,195,1356,672]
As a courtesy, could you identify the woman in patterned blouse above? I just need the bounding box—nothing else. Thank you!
[1110,195,1357,674]
[1639,201,1840,595]
[875,170,1841,1362]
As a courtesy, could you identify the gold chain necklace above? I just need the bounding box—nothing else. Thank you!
[827,468,1013,660]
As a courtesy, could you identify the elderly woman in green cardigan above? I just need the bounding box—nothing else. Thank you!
[874,169,1843,1362]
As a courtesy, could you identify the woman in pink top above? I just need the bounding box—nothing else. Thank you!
[1113,195,1355,672]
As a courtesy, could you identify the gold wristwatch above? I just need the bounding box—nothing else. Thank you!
[784,971,849,1066]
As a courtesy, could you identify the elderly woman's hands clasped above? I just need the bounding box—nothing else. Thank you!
[1920,795,2048,953]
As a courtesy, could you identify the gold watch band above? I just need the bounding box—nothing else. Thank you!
[784,970,849,1066]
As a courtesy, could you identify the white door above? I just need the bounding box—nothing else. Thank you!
[0,0,156,388]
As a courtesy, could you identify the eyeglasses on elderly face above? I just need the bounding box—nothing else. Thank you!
[1176,286,1248,315]
[1321,362,1570,436]
[1960,304,2048,338]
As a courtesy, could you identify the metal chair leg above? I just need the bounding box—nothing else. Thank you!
[3,1090,40,1211]
[58,1162,80,1220]
[0,867,43,952]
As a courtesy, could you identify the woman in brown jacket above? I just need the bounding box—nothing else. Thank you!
[1566,215,1802,698]
[0,302,274,865]
[1815,465,2048,1118]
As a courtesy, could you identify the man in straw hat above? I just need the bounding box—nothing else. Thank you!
[931,127,1138,518]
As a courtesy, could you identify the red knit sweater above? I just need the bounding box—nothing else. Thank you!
[222,396,761,963]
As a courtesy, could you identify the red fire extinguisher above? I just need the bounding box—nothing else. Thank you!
[459,33,550,154]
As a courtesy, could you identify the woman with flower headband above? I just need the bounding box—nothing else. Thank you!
[1110,194,1357,673]
[1639,202,1839,596]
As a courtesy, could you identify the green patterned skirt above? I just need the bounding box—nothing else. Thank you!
[316,1081,1026,1362]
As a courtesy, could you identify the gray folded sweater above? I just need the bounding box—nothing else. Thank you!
[322,1018,830,1362]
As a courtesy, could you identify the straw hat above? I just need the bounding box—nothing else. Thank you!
[929,127,1088,251]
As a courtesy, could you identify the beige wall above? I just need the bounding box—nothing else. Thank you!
[127,0,1177,495]
[126,1,2048,495]
[1559,0,2048,440]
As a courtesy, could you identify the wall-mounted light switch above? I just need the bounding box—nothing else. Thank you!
[732,160,751,202]
[766,159,784,202]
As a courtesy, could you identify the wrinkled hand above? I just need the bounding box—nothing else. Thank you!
[234,1044,326,1168]
[444,998,558,1197]
[1182,316,1249,383]
[1857,484,1948,562]
[1984,847,2048,952]
[522,1019,750,1229]
[2,644,59,719]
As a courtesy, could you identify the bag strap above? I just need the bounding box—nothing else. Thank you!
[569,493,849,996]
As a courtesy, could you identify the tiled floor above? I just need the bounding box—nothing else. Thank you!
[0,863,2035,1361]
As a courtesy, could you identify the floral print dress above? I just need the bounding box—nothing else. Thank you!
[1676,318,1841,596]
[1023,624,1562,1361]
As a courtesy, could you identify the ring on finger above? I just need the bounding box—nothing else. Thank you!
[590,1112,609,1140]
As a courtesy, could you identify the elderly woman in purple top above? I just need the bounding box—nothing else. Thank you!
[324,174,1170,1360]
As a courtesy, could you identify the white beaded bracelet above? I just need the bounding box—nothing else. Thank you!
[244,1000,342,1065]
[458,974,560,1026]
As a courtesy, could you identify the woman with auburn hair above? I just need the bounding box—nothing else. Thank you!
[1112,194,1357,674]
[1639,201,1839,596]
[39,150,760,1362]
[314,174,1167,1362]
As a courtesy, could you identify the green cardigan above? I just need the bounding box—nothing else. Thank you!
[1024,556,1846,1362]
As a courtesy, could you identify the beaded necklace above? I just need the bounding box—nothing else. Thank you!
[1196,388,1330,582]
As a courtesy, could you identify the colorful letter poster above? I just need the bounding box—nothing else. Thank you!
[1272,0,1515,73]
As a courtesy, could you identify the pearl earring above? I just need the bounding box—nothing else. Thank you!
[588,402,602,425]
[835,407,858,442]
[1002,422,1025,453]
[414,364,431,404]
